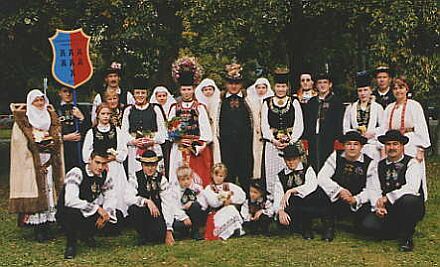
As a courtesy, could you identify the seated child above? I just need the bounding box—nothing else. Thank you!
[124,150,175,245]
[241,179,274,235]
[201,163,246,240]
[171,166,207,240]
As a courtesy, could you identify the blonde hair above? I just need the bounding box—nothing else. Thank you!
[176,166,193,179]
[212,163,228,176]
[104,90,119,101]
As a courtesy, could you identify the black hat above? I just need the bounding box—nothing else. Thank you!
[225,63,243,83]
[177,71,195,86]
[249,179,269,196]
[338,131,368,145]
[131,76,149,90]
[374,66,393,77]
[105,61,122,76]
[356,70,371,88]
[136,150,163,164]
[273,67,290,84]
[279,145,304,159]
[315,72,332,82]
[378,130,409,145]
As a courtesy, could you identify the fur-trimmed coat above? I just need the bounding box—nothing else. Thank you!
[9,103,64,213]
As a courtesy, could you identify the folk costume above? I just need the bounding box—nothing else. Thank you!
[373,67,395,109]
[125,151,174,244]
[9,90,64,241]
[217,63,254,191]
[246,77,274,178]
[261,70,304,195]
[200,181,246,240]
[82,122,129,216]
[168,58,213,187]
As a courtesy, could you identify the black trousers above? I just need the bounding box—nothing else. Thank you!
[220,138,253,193]
[362,194,425,240]
[59,207,122,245]
[128,205,166,243]
[161,140,172,178]
[243,214,271,235]
[173,202,207,234]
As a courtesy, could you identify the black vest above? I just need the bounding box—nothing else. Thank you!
[136,170,163,206]
[219,95,252,139]
[174,101,200,136]
[331,152,372,195]
[128,104,158,134]
[373,89,396,109]
[78,168,107,203]
[248,198,267,216]
[267,97,295,130]
[92,125,117,152]
[378,155,412,195]
[277,166,307,192]
[57,104,78,135]
[180,188,197,205]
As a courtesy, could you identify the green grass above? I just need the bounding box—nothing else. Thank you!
[0,128,11,139]
[0,160,439,266]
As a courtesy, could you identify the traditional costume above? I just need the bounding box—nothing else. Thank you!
[373,67,395,108]
[9,89,64,241]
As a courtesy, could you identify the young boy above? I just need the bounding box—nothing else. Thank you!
[125,150,175,246]
[241,180,273,235]
[273,145,325,240]
[171,166,206,240]
[201,163,246,240]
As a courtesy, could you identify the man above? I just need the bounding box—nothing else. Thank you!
[373,66,395,108]
[55,85,89,170]
[304,73,346,172]
[363,130,426,252]
[56,150,119,259]
[91,62,135,124]
[217,63,254,192]
[317,131,377,241]
[295,71,317,104]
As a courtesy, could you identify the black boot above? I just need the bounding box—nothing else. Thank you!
[302,221,314,240]
[64,242,77,259]
[321,218,335,242]
[399,237,414,252]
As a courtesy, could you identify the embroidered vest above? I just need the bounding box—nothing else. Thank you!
[331,152,372,195]
[128,104,158,134]
[378,155,411,195]
[175,100,200,136]
[219,96,252,138]
[92,125,117,152]
[277,167,307,192]
[180,188,197,205]
[79,169,107,202]
[248,198,266,216]
[136,170,163,206]
[267,97,295,130]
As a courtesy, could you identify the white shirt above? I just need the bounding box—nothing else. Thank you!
[199,182,246,210]
[169,182,204,221]
[240,198,274,222]
[343,100,384,138]
[91,88,135,124]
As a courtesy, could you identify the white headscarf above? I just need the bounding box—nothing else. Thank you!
[26,89,51,131]
[149,86,176,116]
[246,77,273,103]
[194,78,221,107]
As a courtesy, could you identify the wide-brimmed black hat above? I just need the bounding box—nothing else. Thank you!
[177,71,195,86]
[249,179,269,196]
[273,67,290,84]
[315,72,332,82]
[104,61,122,77]
[136,150,163,164]
[373,66,393,77]
[356,70,371,88]
[279,145,304,159]
[338,131,368,145]
[378,130,409,145]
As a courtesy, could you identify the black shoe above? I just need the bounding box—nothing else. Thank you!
[399,238,414,252]
[302,229,314,240]
[322,227,335,242]
[64,245,76,259]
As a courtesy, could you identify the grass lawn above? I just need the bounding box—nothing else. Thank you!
[0,128,11,139]
[0,160,439,266]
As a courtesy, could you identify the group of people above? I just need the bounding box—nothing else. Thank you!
[8,58,431,259]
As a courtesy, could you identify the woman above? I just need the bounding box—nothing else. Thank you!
[149,86,176,118]
[195,78,221,163]
[246,77,273,178]
[343,71,384,161]
[9,89,64,242]
[261,69,303,195]
[168,58,212,187]
[382,76,430,200]
[83,103,129,217]
[103,90,124,128]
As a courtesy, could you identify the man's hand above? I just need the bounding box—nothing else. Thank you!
[375,196,388,218]
[96,207,110,229]
[146,199,161,218]
[72,107,85,121]
[63,132,81,142]
[165,230,175,246]
[183,218,192,227]
[338,188,353,202]
[281,188,297,210]
[278,209,291,226]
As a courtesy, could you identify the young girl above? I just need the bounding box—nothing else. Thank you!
[83,103,129,218]
[241,180,273,235]
[201,163,246,240]
[149,85,176,118]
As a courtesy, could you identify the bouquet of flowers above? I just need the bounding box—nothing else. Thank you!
[275,129,291,144]
[171,56,203,84]
[167,116,184,142]
[218,191,233,202]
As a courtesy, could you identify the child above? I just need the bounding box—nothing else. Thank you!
[241,180,273,235]
[125,150,175,246]
[273,145,324,240]
[201,163,246,240]
[171,166,206,240]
